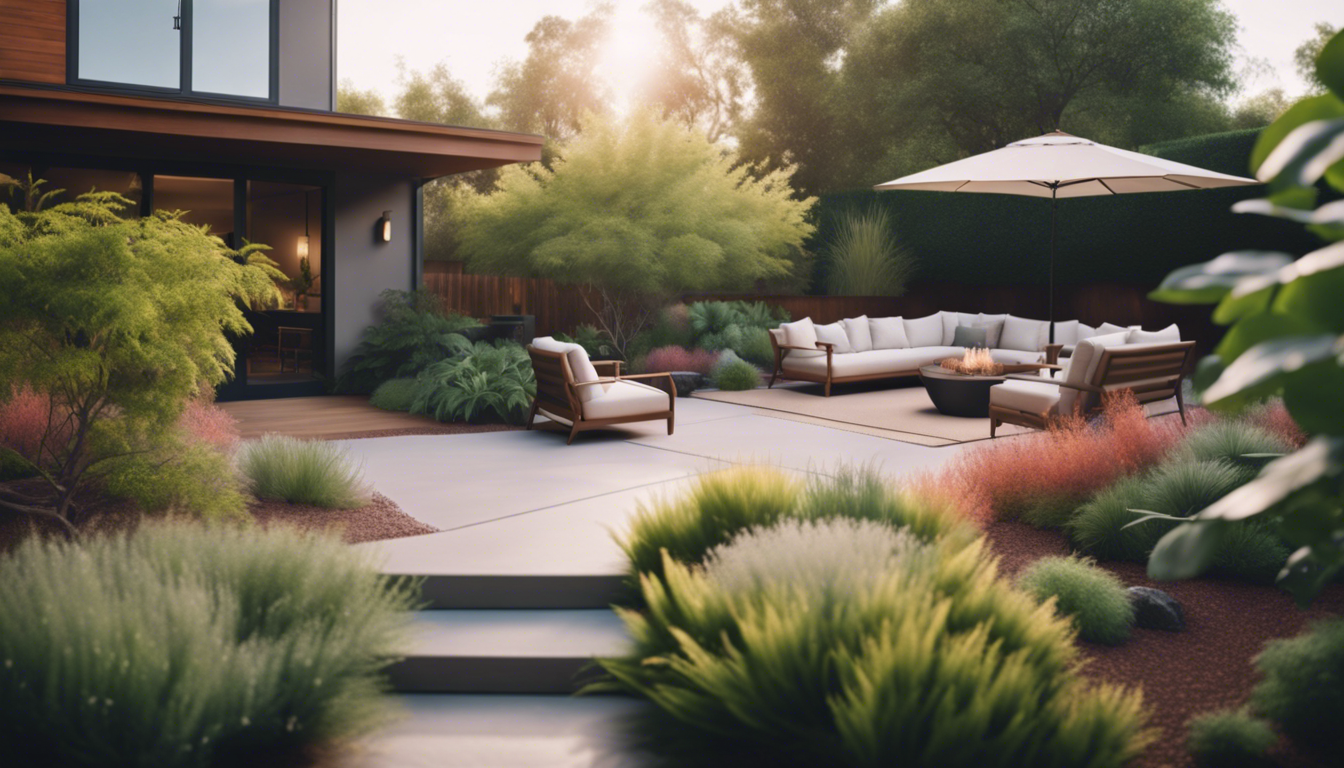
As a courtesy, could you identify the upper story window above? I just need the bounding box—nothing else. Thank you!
[72,0,276,102]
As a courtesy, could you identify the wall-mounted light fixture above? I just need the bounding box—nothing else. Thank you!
[378,210,393,243]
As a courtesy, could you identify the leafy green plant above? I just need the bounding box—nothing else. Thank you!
[334,289,480,394]
[0,177,280,534]
[1187,709,1276,767]
[238,435,371,509]
[1017,556,1135,645]
[597,485,1150,767]
[554,323,617,359]
[0,522,417,768]
[1251,617,1344,756]
[411,338,535,424]
[1143,28,1344,604]
[711,359,761,391]
[1175,420,1291,469]
[825,206,917,296]
[1141,459,1256,518]
[1068,476,1164,562]
[369,378,419,412]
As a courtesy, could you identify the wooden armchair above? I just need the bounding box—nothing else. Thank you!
[989,340,1195,437]
[526,345,675,445]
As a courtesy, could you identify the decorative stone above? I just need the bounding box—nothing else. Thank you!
[667,371,705,398]
[1127,587,1185,632]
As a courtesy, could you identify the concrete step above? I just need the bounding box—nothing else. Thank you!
[400,572,628,610]
[389,609,630,694]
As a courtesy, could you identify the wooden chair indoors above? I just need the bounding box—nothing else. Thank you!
[526,338,675,445]
[988,339,1196,437]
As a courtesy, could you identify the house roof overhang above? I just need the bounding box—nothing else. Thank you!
[0,84,544,178]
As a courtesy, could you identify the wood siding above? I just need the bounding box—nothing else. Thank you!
[0,0,66,85]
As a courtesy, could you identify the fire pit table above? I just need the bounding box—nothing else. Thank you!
[918,363,1054,418]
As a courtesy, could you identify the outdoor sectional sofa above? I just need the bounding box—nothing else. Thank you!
[767,312,1181,397]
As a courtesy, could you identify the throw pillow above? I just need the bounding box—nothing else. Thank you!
[814,321,853,354]
[781,318,824,358]
[869,316,910,349]
[530,336,603,402]
[952,325,988,348]
[843,316,874,352]
[1053,319,1081,346]
[940,311,979,345]
[1000,315,1049,352]
[903,313,943,348]
[1097,322,1133,336]
[1126,324,1181,345]
[978,313,1007,347]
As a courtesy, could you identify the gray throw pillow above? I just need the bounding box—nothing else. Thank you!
[952,325,988,348]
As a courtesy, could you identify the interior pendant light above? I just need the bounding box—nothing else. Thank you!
[296,190,310,258]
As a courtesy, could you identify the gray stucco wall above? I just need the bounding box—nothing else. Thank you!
[330,172,416,369]
[278,0,334,111]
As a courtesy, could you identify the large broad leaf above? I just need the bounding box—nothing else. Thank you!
[1193,436,1344,523]
[1283,361,1344,435]
[1277,545,1344,608]
[1147,520,1229,581]
[1149,251,1294,305]
[1213,312,1322,363]
[1319,27,1344,104]
[1271,241,1344,332]
[1202,334,1341,407]
[1251,95,1344,174]
[1258,118,1344,192]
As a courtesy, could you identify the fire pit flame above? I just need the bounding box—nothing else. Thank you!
[939,347,1003,376]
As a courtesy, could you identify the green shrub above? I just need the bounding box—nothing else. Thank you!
[1067,476,1162,561]
[1187,709,1276,767]
[556,324,617,359]
[369,378,418,412]
[824,206,916,296]
[1141,459,1255,518]
[335,289,480,394]
[712,360,761,391]
[1017,556,1134,645]
[686,300,790,368]
[1021,494,1082,530]
[410,338,535,424]
[618,466,976,598]
[103,439,246,519]
[1209,522,1290,584]
[0,522,417,768]
[1252,618,1344,755]
[599,483,1150,767]
[626,304,696,362]
[1176,421,1291,470]
[238,435,371,509]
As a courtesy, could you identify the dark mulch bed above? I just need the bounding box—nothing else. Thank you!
[985,521,1344,768]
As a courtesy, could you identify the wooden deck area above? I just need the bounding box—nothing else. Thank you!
[219,396,504,440]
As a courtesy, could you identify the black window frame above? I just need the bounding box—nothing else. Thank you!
[66,0,280,105]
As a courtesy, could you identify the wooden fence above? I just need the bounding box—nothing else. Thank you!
[422,262,601,336]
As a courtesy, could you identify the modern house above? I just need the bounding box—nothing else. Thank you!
[0,0,543,400]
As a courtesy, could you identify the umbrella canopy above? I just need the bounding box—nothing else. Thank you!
[874,131,1257,196]
[873,131,1258,338]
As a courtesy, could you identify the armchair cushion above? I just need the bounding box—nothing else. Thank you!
[530,336,603,402]
[1000,315,1050,352]
[781,318,825,358]
[1058,331,1130,413]
[990,378,1062,414]
[903,313,943,348]
[869,316,910,349]
[842,316,874,352]
[582,380,669,420]
[814,321,853,354]
[940,312,979,345]
[1126,324,1181,344]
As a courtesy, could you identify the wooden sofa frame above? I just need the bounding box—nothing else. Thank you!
[525,346,675,445]
[989,341,1195,437]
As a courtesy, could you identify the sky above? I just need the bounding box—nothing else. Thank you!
[336,0,1339,116]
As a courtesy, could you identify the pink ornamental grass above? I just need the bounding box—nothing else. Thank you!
[179,397,241,453]
[643,345,720,376]
[0,386,66,466]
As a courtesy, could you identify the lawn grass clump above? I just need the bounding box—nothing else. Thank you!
[1252,617,1344,756]
[0,522,417,768]
[369,377,419,412]
[1017,556,1134,645]
[238,435,371,509]
[1175,420,1291,469]
[599,481,1151,767]
[1187,709,1276,767]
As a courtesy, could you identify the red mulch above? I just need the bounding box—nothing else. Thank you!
[985,521,1344,768]
[249,491,436,543]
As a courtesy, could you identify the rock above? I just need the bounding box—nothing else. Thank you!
[667,371,705,398]
[1127,587,1185,632]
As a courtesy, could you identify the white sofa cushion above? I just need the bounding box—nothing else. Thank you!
[990,378,1062,415]
[1097,322,1133,336]
[869,316,910,349]
[783,347,961,378]
[903,313,943,348]
[582,379,669,420]
[1000,315,1049,352]
[814,321,853,354]
[1053,320,1081,346]
[940,312,979,346]
[1127,324,1181,345]
[978,313,1007,347]
[842,316,874,352]
[989,349,1045,365]
[1058,331,1130,413]
[781,318,824,358]
[531,336,602,403]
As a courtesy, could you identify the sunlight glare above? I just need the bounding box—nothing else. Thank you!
[597,4,665,114]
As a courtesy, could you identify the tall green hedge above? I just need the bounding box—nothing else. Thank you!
[808,129,1324,289]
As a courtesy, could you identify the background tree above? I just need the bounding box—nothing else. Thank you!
[641,0,749,144]
[1295,22,1339,94]
[336,78,387,116]
[1231,88,1294,129]
[456,110,815,355]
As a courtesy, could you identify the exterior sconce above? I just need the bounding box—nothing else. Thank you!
[296,235,309,258]
[378,211,392,243]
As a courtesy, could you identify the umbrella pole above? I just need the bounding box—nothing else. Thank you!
[1048,186,1057,344]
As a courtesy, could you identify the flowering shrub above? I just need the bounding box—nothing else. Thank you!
[178,397,240,453]
[1242,399,1307,450]
[0,385,67,468]
[642,345,720,375]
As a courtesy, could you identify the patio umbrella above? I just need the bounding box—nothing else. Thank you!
[873,131,1258,339]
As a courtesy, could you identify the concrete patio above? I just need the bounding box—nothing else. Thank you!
[333,396,969,767]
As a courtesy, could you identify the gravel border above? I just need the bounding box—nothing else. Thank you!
[249,491,436,543]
